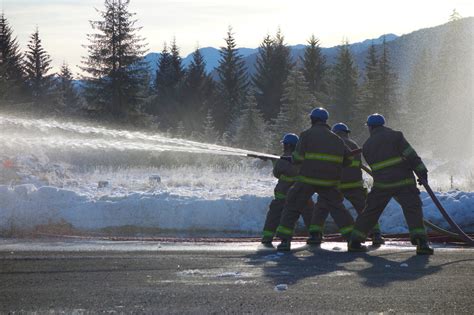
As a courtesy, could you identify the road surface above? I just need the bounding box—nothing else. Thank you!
[1,239,473,314]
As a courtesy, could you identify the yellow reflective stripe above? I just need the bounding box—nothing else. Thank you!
[415,163,427,172]
[370,156,404,171]
[279,175,297,183]
[309,224,323,233]
[276,225,293,236]
[338,180,364,190]
[339,225,354,236]
[298,176,340,187]
[293,151,304,161]
[274,192,286,200]
[305,152,343,163]
[410,227,427,236]
[262,230,274,238]
[373,178,416,189]
[350,160,361,168]
[402,145,415,157]
[351,229,367,241]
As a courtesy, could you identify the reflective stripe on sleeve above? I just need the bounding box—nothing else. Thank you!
[304,152,343,163]
[402,145,415,157]
[279,175,297,183]
[297,176,340,187]
[339,180,364,190]
[370,156,404,171]
[339,225,354,236]
[373,178,416,189]
[293,151,304,161]
[350,160,361,168]
[274,192,287,200]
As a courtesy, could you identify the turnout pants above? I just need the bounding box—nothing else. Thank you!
[311,188,381,235]
[262,198,313,239]
[351,185,427,243]
[276,182,354,240]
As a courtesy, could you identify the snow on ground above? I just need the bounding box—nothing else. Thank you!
[0,154,473,237]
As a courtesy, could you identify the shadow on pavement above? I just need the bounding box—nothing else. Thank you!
[244,244,471,288]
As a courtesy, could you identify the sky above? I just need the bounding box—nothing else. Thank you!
[2,0,473,74]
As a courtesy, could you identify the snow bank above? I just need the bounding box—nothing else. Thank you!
[0,183,473,236]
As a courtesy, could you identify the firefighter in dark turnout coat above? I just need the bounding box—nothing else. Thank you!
[275,108,355,251]
[261,133,313,246]
[309,123,384,245]
[349,114,433,255]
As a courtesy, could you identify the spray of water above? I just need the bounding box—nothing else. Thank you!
[0,115,279,159]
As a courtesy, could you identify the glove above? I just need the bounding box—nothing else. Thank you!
[417,171,428,186]
[280,155,292,163]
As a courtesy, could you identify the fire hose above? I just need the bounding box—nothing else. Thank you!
[361,165,474,246]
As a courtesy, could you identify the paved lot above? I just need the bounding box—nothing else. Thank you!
[0,239,473,314]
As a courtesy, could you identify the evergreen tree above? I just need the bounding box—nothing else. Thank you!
[272,68,314,150]
[53,62,80,114]
[170,38,185,85]
[0,13,25,104]
[215,26,249,133]
[331,40,358,123]
[376,36,398,121]
[253,30,293,121]
[359,41,380,115]
[155,43,173,95]
[81,0,149,120]
[301,34,326,95]
[24,28,53,109]
[201,109,219,143]
[233,95,268,151]
[183,47,216,132]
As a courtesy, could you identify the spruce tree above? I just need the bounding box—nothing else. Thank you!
[331,40,358,123]
[81,0,148,120]
[170,38,185,85]
[376,36,398,121]
[0,13,25,104]
[183,47,216,132]
[360,41,380,115]
[253,30,293,121]
[272,68,314,150]
[24,28,53,109]
[301,34,327,95]
[53,62,80,114]
[233,95,268,151]
[201,109,219,143]
[215,26,249,133]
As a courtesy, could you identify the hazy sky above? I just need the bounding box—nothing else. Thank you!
[2,0,473,74]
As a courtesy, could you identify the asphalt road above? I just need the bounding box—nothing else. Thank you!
[0,239,473,314]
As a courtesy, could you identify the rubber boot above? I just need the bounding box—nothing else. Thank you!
[306,232,322,246]
[371,232,385,246]
[277,239,291,251]
[261,237,273,248]
[348,240,368,252]
[416,238,434,255]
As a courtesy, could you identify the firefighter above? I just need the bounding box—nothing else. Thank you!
[308,123,384,246]
[348,114,433,255]
[261,133,314,247]
[275,108,355,251]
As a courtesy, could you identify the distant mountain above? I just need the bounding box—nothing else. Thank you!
[144,47,258,75]
[143,33,399,79]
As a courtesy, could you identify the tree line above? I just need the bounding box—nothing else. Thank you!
[0,0,411,152]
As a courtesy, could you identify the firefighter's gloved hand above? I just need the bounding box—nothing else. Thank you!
[417,171,428,186]
[280,156,292,163]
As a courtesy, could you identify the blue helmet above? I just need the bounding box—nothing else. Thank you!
[281,133,299,145]
[332,122,350,133]
[367,114,386,126]
[310,107,329,122]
